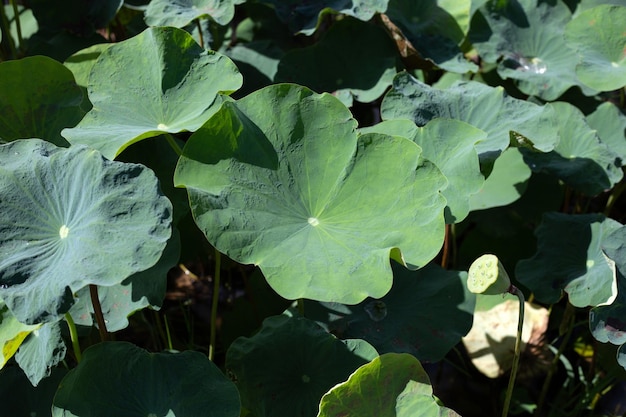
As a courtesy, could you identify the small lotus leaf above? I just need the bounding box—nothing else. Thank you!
[0,300,41,369]
[0,139,172,324]
[264,0,388,35]
[587,103,626,164]
[361,118,486,223]
[564,5,626,91]
[175,84,447,304]
[62,26,243,159]
[275,17,398,103]
[516,212,620,307]
[0,56,85,147]
[52,341,240,417]
[521,102,622,196]
[303,262,475,362]
[381,72,559,161]
[226,315,377,417]
[145,0,246,27]
[471,0,593,100]
[15,321,66,386]
[317,353,459,417]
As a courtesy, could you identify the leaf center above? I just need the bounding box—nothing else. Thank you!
[307,217,320,227]
[59,225,70,239]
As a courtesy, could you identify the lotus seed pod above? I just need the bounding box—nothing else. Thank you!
[467,254,512,295]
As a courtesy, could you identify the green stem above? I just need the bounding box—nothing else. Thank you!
[502,285,525,417]
[195,19,205,48]
[64,312,82,363]
[9,0,22,52]
[89,284,109,342]
[297,298,305,316]
[0,4,17,60]
[164,133,183,157]
[163,313,173,351]
[604,172,626,216]
[208,249,221,361]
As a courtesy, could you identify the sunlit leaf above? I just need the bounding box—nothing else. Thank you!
[586,102,626,164]
[145,0,246,27]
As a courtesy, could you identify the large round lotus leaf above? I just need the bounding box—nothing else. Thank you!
[516,212,620,307]
[69,231,180,332]
[0,139,172,325]
[52,341,240,417]
[317,353,459,417]
[304,262,475,362]
[225,315,377,417]
[361,118,486,223]
[469,148,531,211]
[174,84,447,304]
[564,5,626,91]
[145,0,245,27]
[263,0,388,35]
[385,0,478,73]
[0,366,67,417]
[0,56,85,147]
[275,17,398,103]
[15,321,66,386]
[0,299,41,369]
[62,26,243,160]
[587,102,626,163]
[470,0,592,100]
[381,72,560,161]
[521,102,622,196]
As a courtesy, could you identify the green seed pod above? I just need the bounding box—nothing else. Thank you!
[467,254,512,295]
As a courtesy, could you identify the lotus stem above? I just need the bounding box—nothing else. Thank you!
[502,285,525,417]
[196,19,204,49]
[9,0,23,52]
[89,284,109,342]
[64,312,82,363]
[297,298,305,316]
[208,248,221,361]
[164,133,183,156]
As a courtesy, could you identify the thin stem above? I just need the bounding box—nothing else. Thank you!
[164,133,183,157]
[297,298,305,316]
[502,285,525,417]
[64,312,82,363]
[0,4,17,60]
[441,223,451,269]
[89,284,109,342]
[604,172,626,217]
[9,0,22,52]
[195,19,205,49]
[208,249,221,361]
[164,313,173,351]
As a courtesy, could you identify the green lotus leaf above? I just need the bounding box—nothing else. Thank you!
[586,102,626,163]
[564,5,626,91]
[145,0,245,27]
[469,148,531,211]
[381,72,559,161]
[361,118,486,223]
[225,40,283,98]
[62,26,243,160]
[0,366,67,417]
[15,321,66,386]
[385,0,478,73]
[521,102,622,196]
[516,212,621,307]
[226,315,377,417]
[303,262,475,362]
[0,300,41,369]
[69,231,180,332]
[263,0,388,35]
[590,277,626,346]
[0,55,85,147]
[174,84,447,304]
[317,353,459,417]
[63,43,111,87]
[470,0,593,100]
[0,139,172,325]
[275,17,398,103]
[52,341,240,417]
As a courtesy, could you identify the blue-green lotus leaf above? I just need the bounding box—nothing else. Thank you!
[381,72,559,161]
[564,5,626,91]
[275,17,398,103]
[516,212,620,307]
[0,139,172,325]
[52,341,240,417]
[303,262,475,362]
[69,231,180,332]
[521,102,622,196]
[0,56,85,147]
[471,0,594,100]
[385,0,478,73]
[0,299,41,369]
[361,118,486,223]
[590,277,626,346]
[226,315,377,417]
[317,353,460,417]
[62,26,243,160]
[264,0,388,35]
[469,148,531,211]
[15,321,66,386]
[145,0,245,27]
[174,84,447,304]
[586,102,626,164]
